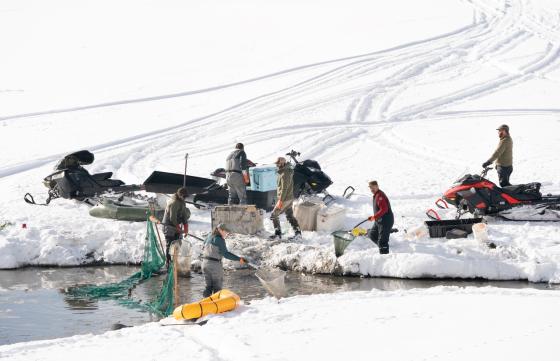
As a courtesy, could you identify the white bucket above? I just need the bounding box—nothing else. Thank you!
[472,223,489,242]
[405,225,428,240]
[171,241,192,277]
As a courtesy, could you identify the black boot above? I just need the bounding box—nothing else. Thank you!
[269,229,282,240]
[288,228,302,241]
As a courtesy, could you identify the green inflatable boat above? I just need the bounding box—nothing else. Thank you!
[89,198,164,222]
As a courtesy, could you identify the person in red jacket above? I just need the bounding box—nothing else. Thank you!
[367,180,394,254]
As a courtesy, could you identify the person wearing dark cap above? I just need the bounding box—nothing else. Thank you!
[201,223,246,297]
[270,156,301,240]
[161,187,191,266]
[225,143,250,205]
[482,124,513,186]
[367,181,394,254]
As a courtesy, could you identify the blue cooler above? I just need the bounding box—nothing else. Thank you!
[248,165,277,192]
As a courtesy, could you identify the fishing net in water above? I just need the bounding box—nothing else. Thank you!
[255,268,287,299]
[67,218,175,317]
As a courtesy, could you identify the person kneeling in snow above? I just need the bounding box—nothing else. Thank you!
[202,223,246,297]
[367,181,394,255]
[161,187,191,267]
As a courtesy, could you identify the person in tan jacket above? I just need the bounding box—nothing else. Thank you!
[483,124,513,187]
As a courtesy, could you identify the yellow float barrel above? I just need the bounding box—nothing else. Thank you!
[173,289,240,320]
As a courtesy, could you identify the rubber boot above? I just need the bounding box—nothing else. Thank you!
[269,229,282,240]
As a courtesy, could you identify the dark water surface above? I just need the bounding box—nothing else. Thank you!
[1,266,558,346]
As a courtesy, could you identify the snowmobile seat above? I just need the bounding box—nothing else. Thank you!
[91,172,113,181]
[502,183,542,201]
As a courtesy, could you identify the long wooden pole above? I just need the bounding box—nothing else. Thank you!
[183,153,189,188]
[173,243,179,308]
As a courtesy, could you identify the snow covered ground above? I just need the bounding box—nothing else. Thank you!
[2,286,560,361]
[1,0,560,285]
[2,0,560,356]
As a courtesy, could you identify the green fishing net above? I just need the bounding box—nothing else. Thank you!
[67,218,175,317]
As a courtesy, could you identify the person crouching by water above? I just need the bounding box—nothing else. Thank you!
[162,187,191,267]
[367,181,394,255]
[202,223,246,297]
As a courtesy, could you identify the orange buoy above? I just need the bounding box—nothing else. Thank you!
[173,289,240,320]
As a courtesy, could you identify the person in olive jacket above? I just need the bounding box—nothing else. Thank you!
[270,157,301,240]
[161,187,191,266]
[482,124,513,187]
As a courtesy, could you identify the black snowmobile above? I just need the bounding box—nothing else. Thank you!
[285,150,334,199]
[25,150,142,205]
[442,167,560,221]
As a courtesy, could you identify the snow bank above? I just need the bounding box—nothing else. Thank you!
[1,287,559,360]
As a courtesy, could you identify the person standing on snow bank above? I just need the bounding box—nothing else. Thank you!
[367,181,394,255]
[269,157,301,240]
[482,124,513,187]
[225,143,250,205]
[161,187,191,267]
[201,223,246,297]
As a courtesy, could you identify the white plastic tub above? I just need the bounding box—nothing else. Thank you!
[316,206,346,233]
[294,201,323,231]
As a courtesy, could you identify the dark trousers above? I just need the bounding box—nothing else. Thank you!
[270,200,300,232]
[164,234,180,267]
[368,214,394,254]
[497,165,513,187]
[202,260,223,297]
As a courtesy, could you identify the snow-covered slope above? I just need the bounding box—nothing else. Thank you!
[1,0,560,281]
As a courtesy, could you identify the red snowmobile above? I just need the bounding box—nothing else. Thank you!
[442,167,560,221]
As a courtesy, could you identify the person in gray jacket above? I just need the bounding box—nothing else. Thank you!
[225,143,250,205]
[201,223,246,297]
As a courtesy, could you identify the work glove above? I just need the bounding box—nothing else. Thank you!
[482,161,491,168]
[351,228,368,237]
[239,257,246,265]
[275,200,283,210]
[242,171,250,185]
[368,215,376,222]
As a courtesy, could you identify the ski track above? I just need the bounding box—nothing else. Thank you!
[6,0,560,178]
[100,0,559,174]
